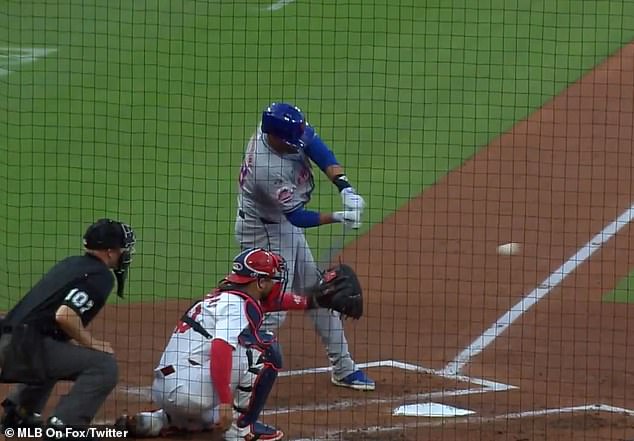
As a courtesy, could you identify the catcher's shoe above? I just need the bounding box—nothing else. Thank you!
[156,424,215,437]
[115,410,214,438]
[331,369,376,391]
[224,421,284,441]
[114,410,174,437]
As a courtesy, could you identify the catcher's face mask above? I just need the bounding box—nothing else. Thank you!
[251,252,288,301]
[262,250,285,290]
[266,253,288,300]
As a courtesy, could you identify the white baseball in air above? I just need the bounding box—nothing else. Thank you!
[497,242,521,256]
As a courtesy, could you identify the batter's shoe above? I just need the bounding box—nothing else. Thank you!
[224,421,284,441]
[331,369,376,391]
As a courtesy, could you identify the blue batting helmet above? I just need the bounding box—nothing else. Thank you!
[261,102,306,150]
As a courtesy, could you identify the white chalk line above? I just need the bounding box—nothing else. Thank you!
[116,359,516,417]
[443,204,634,375]
[0,47,57,76]
[289,404,634,441]
[263,387,495,417]
[385,360,517,391]
[117,385,504,417]
[117,359,516,397]
[279,359,516,391]
[117,384,152,400]
[265,0,295,11]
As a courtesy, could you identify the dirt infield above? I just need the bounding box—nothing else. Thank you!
[4,42,634,441]
[331,40,634,440]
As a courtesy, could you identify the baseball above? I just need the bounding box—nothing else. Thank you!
[497,242,521,255]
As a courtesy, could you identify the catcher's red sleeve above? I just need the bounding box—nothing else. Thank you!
[261,291,309,312]
[210,339,233,404]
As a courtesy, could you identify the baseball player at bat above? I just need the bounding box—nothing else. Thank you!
[234,102,374,390]
[115,248,364,440]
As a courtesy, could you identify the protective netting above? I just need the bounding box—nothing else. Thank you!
[2,1,634,439]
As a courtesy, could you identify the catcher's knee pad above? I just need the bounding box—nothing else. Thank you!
[238,327,277,349]
[234,342,283,428]
[258,341,283,370]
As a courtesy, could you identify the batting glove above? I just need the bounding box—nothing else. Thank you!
[332,210,362,229]
[341,187,366,212]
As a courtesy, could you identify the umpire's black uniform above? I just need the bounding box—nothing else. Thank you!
[0,218,136,434]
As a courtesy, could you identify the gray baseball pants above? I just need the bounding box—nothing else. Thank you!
[235,214,357,379]
[5,337,118,426]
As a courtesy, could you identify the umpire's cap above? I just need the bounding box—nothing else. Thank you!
[83,218,135,250]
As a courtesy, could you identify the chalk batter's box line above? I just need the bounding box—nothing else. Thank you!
[115,359,516,419]
[290,403,634,441]
[258,359,517,416]
[280,359,517,392]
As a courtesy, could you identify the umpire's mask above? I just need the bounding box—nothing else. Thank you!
[83,218,137,297]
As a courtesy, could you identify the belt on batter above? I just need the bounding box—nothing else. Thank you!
[159,359,201,377]
[238,209,278,225]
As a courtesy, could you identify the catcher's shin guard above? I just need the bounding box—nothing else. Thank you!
[234,342,282,428]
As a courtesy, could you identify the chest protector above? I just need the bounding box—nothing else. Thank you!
[187,289,276,350]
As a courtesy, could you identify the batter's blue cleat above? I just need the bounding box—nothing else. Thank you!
[331,369,376,391]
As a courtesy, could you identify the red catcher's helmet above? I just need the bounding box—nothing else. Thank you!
[225,248,287,285]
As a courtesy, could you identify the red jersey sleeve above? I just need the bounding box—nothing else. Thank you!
[261,288,309,313]
[210,338,234,404]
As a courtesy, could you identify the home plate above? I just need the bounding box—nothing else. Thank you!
[393,402,475,417]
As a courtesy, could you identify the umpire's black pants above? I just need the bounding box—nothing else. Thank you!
[6,337,118,426]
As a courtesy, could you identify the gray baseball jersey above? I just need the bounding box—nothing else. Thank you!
[237,127,315,222]
[234,125,357,379]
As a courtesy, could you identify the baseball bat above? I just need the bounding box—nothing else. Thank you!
[317,223,357,271]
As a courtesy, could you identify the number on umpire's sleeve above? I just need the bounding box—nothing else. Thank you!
[65,288,89,308]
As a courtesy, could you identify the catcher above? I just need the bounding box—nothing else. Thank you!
[116,247,363,440]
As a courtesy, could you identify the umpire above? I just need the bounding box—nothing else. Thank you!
[0,218,136,437]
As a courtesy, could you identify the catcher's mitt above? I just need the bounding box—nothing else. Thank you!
[311,263,363,319]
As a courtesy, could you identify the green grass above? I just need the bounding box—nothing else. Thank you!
[604,271,634,303]
[1,0,634,308]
